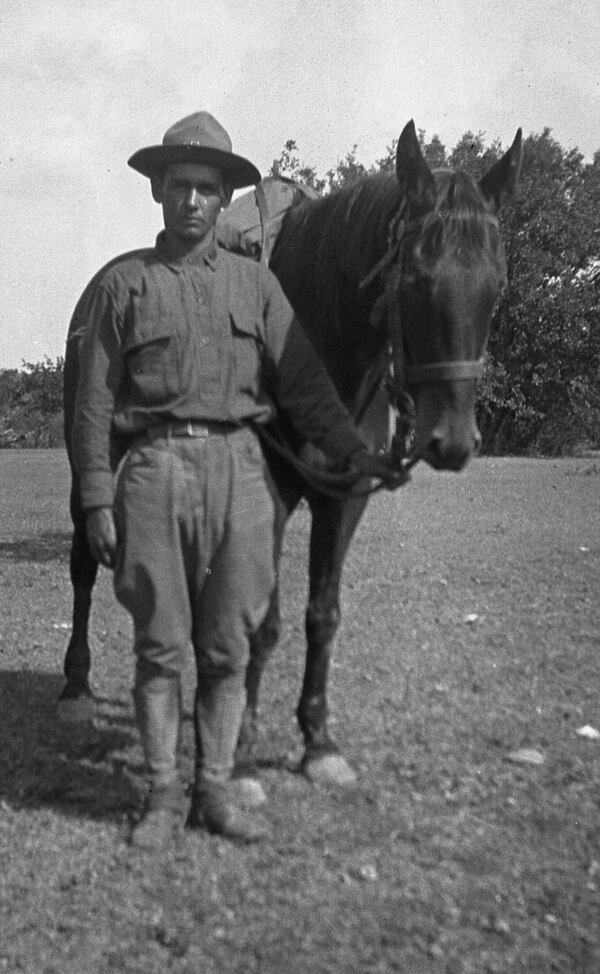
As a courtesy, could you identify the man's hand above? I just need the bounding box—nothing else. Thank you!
[85,507,118,568]
[349,449,411,490]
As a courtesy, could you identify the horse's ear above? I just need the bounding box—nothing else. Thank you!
[395,120,436,206]
[479,129,523,212]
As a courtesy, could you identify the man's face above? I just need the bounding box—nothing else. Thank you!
[152,163,231,244]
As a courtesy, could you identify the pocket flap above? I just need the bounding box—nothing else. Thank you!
[123,328,173,354]
[229,308,263,342]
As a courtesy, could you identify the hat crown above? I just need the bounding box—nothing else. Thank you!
[162,112,233,154]
[128,110,261,188]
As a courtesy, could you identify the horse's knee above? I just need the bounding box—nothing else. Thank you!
[305,602,341,647]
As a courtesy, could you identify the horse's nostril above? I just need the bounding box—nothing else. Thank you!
[425,433,472,471]
[426,437,445,468]
[429,437,442,458]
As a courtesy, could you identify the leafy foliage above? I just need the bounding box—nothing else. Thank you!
[270,140,370,193]
[0,356,64,447]
[479,130,600,453]
[269,139,327,194]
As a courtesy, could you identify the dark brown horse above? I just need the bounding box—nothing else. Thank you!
[60,121,522,788]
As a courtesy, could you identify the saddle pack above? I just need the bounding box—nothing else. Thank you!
[216,175,318,265]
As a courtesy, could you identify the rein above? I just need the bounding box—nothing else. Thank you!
[253,420,416,502]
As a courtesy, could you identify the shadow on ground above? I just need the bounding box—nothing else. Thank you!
[0,669,141,821]
[0,532,71,563]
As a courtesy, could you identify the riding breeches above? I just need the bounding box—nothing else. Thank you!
[113,425,276,677]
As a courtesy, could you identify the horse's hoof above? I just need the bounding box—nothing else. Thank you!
[228,777,267,808]
[56,694,96,725]
[302,753,358,786]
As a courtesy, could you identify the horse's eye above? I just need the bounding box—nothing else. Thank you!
[403,275,430,298]
[401,272,418,289]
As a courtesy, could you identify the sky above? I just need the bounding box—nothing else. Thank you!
[1,0,598,369]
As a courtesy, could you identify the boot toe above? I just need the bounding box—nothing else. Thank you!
[129,808,180,850]
[188,784,270,842]
[130,782,185,850]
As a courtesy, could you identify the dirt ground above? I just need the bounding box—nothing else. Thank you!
[0,449,598,973]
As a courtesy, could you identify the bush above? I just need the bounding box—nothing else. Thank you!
[0,357,65,449]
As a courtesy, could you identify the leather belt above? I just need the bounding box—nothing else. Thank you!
[143,421,239,440]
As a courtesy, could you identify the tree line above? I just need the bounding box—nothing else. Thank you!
[1,127,598,454]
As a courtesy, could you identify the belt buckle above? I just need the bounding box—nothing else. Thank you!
[185,421,209,438]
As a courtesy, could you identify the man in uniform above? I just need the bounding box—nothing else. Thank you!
[72,111,403,848]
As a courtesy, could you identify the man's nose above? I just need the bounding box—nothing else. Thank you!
[184,189,205,208]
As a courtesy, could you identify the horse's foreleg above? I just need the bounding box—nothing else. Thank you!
[233,465,298,799]
[228,590,282,808]
[235,586,282,773]
[57,483,98,722]
[298,494,368,784]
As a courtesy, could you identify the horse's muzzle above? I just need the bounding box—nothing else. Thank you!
[420,426,481,470]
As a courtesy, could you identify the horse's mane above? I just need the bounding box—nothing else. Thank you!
[270,166,497,388]
[271,173,401,367]
[273,172,400,297]
[274,165,496,300]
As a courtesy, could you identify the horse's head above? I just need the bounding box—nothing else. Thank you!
[392,121,522,471]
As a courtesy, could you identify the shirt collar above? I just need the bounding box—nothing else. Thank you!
[155,229,219,272]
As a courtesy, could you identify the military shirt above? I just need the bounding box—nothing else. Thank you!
[72,230,365,510]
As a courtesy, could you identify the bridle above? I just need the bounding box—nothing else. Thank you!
[361,195,489,380]
[255,192,491,499]
[358,194,491,458]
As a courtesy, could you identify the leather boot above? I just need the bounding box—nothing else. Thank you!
[187,780,270,843]
[189,673,270,842]
[130,670,183,849]
[130,780,186,850]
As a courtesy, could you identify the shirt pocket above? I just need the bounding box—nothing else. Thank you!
[229,309,263,397]
[123,322,180,403]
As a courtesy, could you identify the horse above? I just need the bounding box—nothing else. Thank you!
[59,120,522,790]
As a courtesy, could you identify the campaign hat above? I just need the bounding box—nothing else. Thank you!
[128,111,261,188]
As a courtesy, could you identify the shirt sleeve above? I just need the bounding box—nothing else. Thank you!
[260,268,367,463]
[71,280,126,510]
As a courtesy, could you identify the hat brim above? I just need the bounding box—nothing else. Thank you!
[128,144,261,188]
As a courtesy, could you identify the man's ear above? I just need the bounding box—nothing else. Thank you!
[150,172,164,204]
[221,182,234,209]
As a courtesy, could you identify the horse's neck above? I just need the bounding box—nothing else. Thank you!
[329,180,399,282]
[273,179,399,349]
